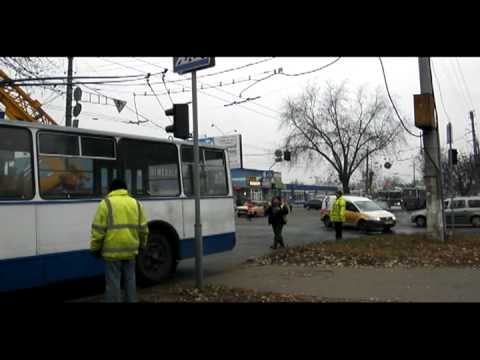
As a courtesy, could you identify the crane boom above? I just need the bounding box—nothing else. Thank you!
[0,69,58,125]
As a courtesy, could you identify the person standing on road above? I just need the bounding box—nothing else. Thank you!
[330,190,346,241]
[265,196,289,249]
[90,179,149,303]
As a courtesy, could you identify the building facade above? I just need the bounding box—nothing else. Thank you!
[231,168,338,206]
[231,168,284,205]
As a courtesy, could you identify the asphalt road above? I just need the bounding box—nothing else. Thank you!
[175,207,477,280]
[0,207,476,302]
[175,208,406,279]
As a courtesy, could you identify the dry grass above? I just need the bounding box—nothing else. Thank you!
[252,233,480,268]
[139,284,325,303]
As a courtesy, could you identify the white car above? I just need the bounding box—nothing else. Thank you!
[411,196,480,228]
[321,195,396,232]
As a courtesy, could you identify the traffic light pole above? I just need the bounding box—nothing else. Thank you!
[191,70,204,289]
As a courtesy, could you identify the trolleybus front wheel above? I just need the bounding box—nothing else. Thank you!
[137,233,175,285]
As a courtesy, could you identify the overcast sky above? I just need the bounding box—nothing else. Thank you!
[28,57,480,186]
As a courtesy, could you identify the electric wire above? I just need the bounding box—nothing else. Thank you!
[378,57,422,138]
[238,57,342,98]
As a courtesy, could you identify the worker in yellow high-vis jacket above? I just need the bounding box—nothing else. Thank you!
[330,190,346,241]
[90,179,149,303]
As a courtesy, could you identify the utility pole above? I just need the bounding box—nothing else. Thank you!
[365,148,369,195]
[470,111,479,162]
[65,57,74,127]
[418,57,446,242]
[447,122,455,234]
[470,111,480,197]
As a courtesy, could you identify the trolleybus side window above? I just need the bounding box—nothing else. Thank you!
[204,149,228,196]
[181,146,203,196]
[39,133,79,156]
[181,146,228,196]
[136,169,143,194]
[38,132,117,198]
[100,167,109,194]
[0,126,34,200]
[81,136,115,158]
[125,168,132,192]
[119,139,180,197]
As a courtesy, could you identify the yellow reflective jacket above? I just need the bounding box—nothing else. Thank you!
[90,189,149,261]
[330,196,346,223]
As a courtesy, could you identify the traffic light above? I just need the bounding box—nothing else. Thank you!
[165,104,189,139]
[449,148,458,165]
[284,150,291,161]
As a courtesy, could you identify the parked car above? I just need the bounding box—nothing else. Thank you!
[236,201,268,218]
[411,196,480,228]
[320,195,396,232]
[304,198,323,210]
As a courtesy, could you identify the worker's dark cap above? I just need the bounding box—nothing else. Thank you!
[109,179,128,192]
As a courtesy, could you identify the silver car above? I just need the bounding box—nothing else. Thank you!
[411,196,480,227]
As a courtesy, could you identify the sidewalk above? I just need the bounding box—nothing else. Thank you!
[73,263,480,302]
[178,264,480,302]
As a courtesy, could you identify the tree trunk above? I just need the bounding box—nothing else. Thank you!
[342,179,350,194]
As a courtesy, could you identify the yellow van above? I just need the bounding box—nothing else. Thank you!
[320,195,396,233]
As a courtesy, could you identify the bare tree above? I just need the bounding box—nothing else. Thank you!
[442,152,477,196]
[280,82,405,194]
[0,57,59,78]
[0,57,65,99]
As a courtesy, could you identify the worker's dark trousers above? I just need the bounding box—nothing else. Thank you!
[334,222,343,240]
[105,259,137,303]
[272,223,285,248]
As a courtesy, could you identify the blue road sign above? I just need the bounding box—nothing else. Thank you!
[199,137,215,145]
[173,57,215,74]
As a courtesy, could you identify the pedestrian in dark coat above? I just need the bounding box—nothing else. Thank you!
[265,196,289,249]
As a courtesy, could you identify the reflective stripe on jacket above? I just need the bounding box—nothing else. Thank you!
[330,196,346,222]
[90,189,149,261]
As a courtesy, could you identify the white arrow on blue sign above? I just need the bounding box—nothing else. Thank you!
[173,57,215,74]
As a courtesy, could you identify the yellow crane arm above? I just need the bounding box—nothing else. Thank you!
[0,69,58,125]
[39,157,87,193]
